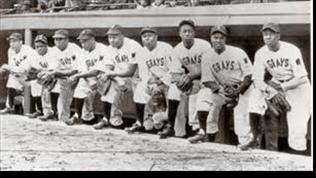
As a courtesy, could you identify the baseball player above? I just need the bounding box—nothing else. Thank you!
[24,34,61,120]
[69,29,112,125]
[126,27,172,133]
[45,29,82,125]
[252,22,311,152]
[189,25,253,145]
[164,19,212,139]
[0,33,36,114]
[93,25,142,129]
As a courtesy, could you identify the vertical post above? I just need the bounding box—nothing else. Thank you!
[23,29,33,115]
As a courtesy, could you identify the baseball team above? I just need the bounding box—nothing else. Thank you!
[0,20,311,155]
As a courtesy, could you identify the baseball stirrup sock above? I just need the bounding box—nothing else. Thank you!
[167,100,179,128]
[136,103,145,125]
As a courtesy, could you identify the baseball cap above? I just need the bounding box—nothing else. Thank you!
[52,29,69,38]
[179,19,195,29]
[34,34,48,44]
[140,27,157,35]
[106,25,123,35]
[20,0,31,5]
[261,22,280,33]
[77,29,96,40]
[210,25,228,36]
[7,32,23,41]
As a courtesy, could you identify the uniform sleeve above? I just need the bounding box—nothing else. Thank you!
[290,47,308,78]
[201,52,217,83]
[7,49,14,67]
[21,47,36,72]
[253,51,278,99]
[238,49,253,77]
[169,48,184,74]
[129,41,142,65]
[95,47,115,72]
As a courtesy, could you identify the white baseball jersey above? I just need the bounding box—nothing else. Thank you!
[77,42,112,72]
[137,41,173,82]
[108,37,142,72]
[29,47,60,95]
[6,45,36,90]
[253,41,308,92]
[253,40,310,150]
[170,38,212,75]
[101,37,142,103]
[74,42,112,99]
[134,41,173,104]
[52,42,83,71]
[201,45,252,87]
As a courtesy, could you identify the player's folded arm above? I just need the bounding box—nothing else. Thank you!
[280,75,309,92]
[203,81,220,93]
[237,74,253,95]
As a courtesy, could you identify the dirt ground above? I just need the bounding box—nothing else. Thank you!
[0,114,312,171]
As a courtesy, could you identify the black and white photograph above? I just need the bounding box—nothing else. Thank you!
[0,0,312,171]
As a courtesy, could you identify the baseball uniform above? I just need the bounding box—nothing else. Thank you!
[253,41,311,151]
[52,42,83,122]
[6,44,36,91]
[29,47,59,116]
[74,42,111,121]
[134,41,173,104]
[197,44,253,145]
[169,38,212,136]
[100,37,142,124]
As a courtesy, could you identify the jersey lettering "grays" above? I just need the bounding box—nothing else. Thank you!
[146,56,171,69]
[59,56,76,66]
[182,55,202,66]
[85,56,104,70]
[266,58,289,69]
[14,56,27,67]
[212,60,236,73]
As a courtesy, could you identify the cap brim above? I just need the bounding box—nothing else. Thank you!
[211,30,227,36]
[35,39,47,44]
[52,34,67,38]
[7,37,21,41]
[140,30,157,35]
[260,27,279,33]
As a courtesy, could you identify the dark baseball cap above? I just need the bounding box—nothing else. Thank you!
[34,34,48,44]
[210,25,228,36]
[7,32,23,41]
[261,22,280,33]
[140,27,157,35]
[179,19,195,29]
[106,25,123,35]
[52,29,69,38]
[77,29,96,40]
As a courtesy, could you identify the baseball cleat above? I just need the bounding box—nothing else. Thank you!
[187,134,206,144]
[93,119,109,130]
[238,140,259,151]
[38,113,55,121]
[0,107,15,114]
[25,111,42,119]
[125,123,144,134]
[158,127,175,139]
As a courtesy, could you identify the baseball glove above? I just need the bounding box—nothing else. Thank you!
[37,71,57,91]
[223,85,240,99]
[270,93,291,113]
[26,67,41,81]
[176,74,193,92]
